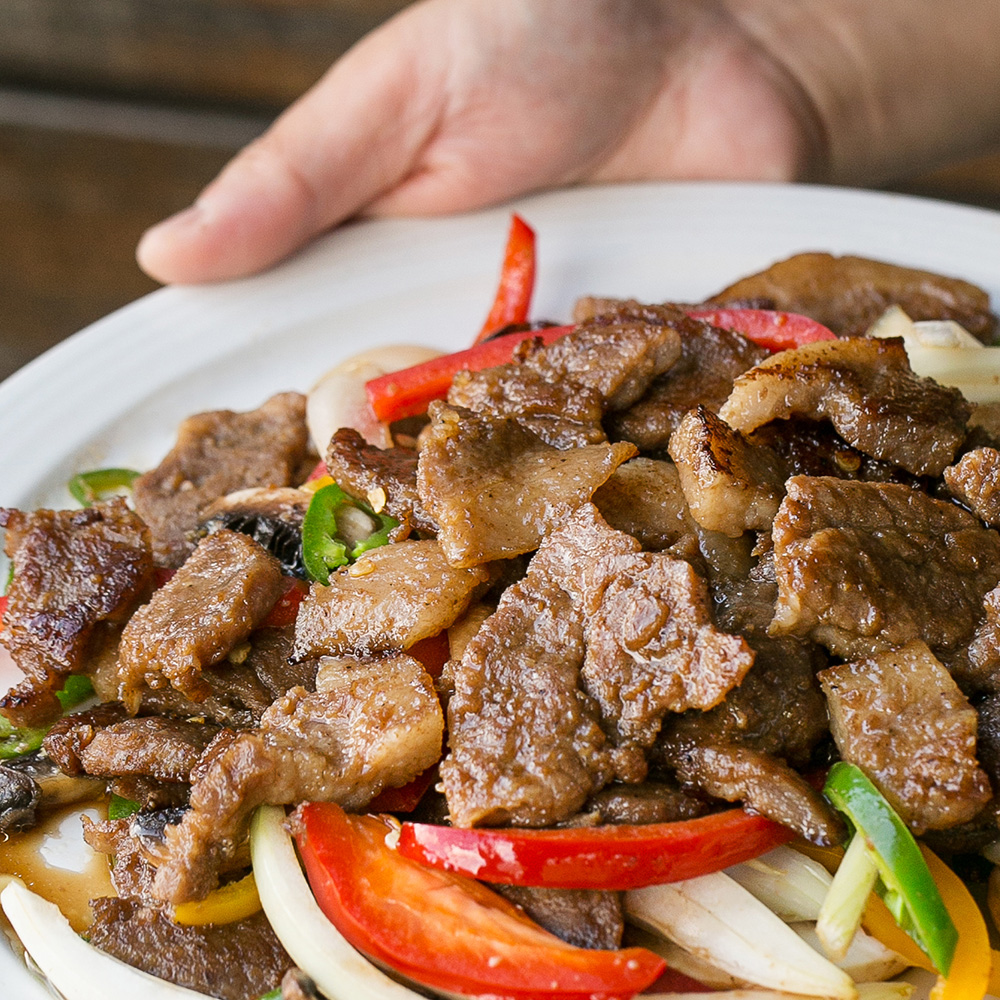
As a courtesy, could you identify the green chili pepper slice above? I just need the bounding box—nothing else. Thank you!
[107,793,142,821]
[68,467,141,507]
[301,483,398,585]
[823,761,957,975]
[0,675,96,760]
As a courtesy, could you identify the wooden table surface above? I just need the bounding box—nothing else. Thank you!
[2,0,999,383]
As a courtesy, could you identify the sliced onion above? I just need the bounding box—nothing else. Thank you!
[625,872,856,999]
[249,805,424,1000]
[0,878,206,1000]
[642,986,912,1000]
[792,923,908,983]
[726,845,833,923]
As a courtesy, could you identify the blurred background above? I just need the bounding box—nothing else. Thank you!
[3,0,1000,383]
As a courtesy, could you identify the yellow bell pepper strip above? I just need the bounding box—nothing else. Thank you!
[67,467,141,507]
[173,871,262,927]
[921,845,990,1000]
[823,762,957,975]
[300,483,398,585]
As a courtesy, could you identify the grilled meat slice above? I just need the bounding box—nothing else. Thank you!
[708,252,998,342]
[418,402,636,567]
[118,530,285,711]
[770,476,1000,660]
[151,653,443,902]
[0,499,152,726]
[819,641,991,833]
[133,391,309,567]
[490,884,624,950]
[945,447,1000,528]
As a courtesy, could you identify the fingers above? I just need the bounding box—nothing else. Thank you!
[137,4,448,284]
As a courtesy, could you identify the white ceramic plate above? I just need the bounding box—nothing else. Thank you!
[2,180,1000,998]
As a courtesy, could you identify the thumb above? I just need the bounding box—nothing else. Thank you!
[136,5,447,284]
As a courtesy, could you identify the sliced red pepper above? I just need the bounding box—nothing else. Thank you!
[475,213,537,344]
[295,802,665,999]
[0,594,7,630]
[407,631,451,679]
[398,807,794,890]
[260,577,308,628]
[687,308,837,352]
[367,765,439,814]
[365,323,573,423]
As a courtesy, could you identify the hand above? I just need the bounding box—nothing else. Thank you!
[136,0,1000,285]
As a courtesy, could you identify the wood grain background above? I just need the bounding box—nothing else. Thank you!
[2,0,999,382]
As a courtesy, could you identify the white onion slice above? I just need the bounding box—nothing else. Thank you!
[249,805,424,1000]
[626,872,856,999]
[792,923,908,983]
[726,845,833,923]
[0,878,206,1000]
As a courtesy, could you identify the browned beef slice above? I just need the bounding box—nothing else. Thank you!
[247,624,317,699]
[945,447,1000,527]
[583,780,711,825]
[118,530,285,711]
[43,702,131,774]
[572,297,691,326]
[0,500,152,726]
[708,252,998,342]
[719,338,970,477]
[581,550,755,749]
[976,692,1000,789]
[522,319,682,412]
[658,637,829,769]
[592,458,699,553]
[88,897,291,1000]
[292,538,489,661]
[133,391,309,566]
[967,586,1000,693]
[770,476,1000,660]
[448,364,607,448]
[671,743,844,846]
[325,427,436,536]
[83,816,158,900]
[819,641,991,833]
[491,884,624,950]
[417,402,636,567]
[668,405,787,537]
[606,316,768,453]
[152,653,443,902]
[440,511,630,828]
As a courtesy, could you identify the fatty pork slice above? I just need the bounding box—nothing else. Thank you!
[117,529,285,712]
[668,405,787,537]
[151,653,443,902]
[770,476,1000,661]
[0,499,153,727]
[719,337,970,477]
[292,538,489,661]
[708,251,999,342]
[945,447,1000,528]
[132,391,310,567]
[819,641,992,833]
[418,402,637,567]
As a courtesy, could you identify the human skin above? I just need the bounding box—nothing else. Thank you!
[136,0,1000,285]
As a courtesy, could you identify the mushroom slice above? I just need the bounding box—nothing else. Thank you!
[0,751,103,833]
[197,487,312,578]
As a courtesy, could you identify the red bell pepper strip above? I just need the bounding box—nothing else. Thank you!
[398,806,794,891]
[0,594,7,631]
[260,577,308,629]
[687,308,837,353]
[365,323,573,423]
[475,213,537,344]
[295,802,665,999]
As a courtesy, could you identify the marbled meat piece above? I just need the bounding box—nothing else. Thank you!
[490,885,624,950]
[133,391,309,566]
[325,427,436,536]
[448,364,607,448]
[88,897,291,1000]
[657,637,829,769]
[152,653,443,902]
[582,547,755,749]
[671,743,844,846]
[668,405,787,537]
[819,641,991,833]
[117,530,285,711]
[440,525,616,828]
[770,477,1000,660]
[0,499,152,726]
[605,313,768,453]
[945,447,1000,527]
[292,538,489,660]
[719,338,970,477]
[417,402,636,567]
[583,780,711,825]
[708,252,998,342]
[966,584,1000,692]
[592,458,699,553]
